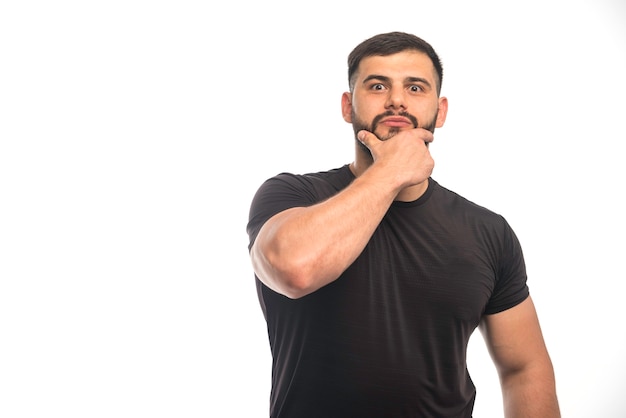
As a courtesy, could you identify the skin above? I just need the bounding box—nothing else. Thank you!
[250,50,560,417]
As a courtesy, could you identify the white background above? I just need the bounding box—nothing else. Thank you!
[1,1,625,417]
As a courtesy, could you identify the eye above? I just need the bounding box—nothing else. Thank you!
[409,85,423,93]
[371,83,385,91]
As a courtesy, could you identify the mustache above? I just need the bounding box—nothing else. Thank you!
[371,111,419,130]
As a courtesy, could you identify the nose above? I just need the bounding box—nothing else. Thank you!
[385,86,407,110]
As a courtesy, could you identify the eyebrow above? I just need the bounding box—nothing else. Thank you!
[362,74,432,90]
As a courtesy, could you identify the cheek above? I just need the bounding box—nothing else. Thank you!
[348,101,371,121]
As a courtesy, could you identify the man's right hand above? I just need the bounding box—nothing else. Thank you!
[357,128,435,191]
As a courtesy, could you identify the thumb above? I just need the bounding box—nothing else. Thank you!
[357,130,379,149]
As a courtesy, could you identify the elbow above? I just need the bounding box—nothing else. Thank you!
[251,242,319,299]
[263,262,319,299]
[276,270,318,299]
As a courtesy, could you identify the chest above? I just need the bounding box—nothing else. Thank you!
[340,210,500,328]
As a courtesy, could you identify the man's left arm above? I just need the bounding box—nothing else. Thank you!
[479,296,561,417]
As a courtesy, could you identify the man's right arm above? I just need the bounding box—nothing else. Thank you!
[250,129,434,298]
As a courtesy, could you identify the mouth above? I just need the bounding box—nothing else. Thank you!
[379,116,415,129]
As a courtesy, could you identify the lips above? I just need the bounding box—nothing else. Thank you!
[380,117,414,127]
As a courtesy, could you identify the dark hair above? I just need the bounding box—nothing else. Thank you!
[347,32,444,95]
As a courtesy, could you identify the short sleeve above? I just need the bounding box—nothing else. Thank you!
[483,219,530,315]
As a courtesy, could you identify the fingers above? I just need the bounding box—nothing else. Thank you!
[422,130,434,144]
[356,128,434,188]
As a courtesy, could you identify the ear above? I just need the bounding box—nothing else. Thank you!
[341,92,353,123]
[435,96,448,128]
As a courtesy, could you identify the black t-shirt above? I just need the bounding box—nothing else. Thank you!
[247,165,529,418]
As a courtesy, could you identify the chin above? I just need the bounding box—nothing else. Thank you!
[377,128,401,141]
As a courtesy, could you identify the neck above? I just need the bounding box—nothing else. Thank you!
[395,181,430,202]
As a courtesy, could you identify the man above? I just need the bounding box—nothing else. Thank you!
[247,31,560,417]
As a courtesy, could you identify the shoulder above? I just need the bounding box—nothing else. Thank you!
[279,164,353,188]
[430,180,504,222]
[257,165,353,202]
[247,165,352,245]
[428,180,522,251]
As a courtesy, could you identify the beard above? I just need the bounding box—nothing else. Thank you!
[351,109,438,155]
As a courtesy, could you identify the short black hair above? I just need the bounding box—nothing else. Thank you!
[347,32,443,95]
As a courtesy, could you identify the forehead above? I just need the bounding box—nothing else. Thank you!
[356,50,437,83]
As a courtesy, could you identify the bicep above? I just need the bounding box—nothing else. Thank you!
[479,296,552,376]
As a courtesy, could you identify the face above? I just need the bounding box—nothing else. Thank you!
[342,50,448,144]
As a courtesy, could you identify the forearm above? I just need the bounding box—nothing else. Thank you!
[500,366,560,418]
[251,164,401,298]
